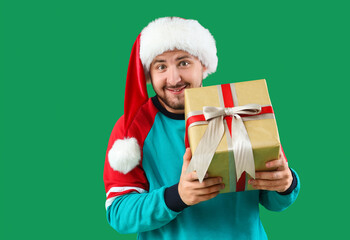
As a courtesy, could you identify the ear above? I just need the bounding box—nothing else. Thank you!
[202,65,208,72]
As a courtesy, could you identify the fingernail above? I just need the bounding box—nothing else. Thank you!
[221,184,225,189]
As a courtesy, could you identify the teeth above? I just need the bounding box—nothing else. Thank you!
[169,86,186,92]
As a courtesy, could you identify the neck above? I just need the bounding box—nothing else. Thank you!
[151,96,185,120]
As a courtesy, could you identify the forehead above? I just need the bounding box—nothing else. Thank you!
[152,50,197,62]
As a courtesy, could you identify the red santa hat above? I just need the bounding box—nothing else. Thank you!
[108,17,218,174]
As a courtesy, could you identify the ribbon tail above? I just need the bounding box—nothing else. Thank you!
[186,116,225,183]
[231,115,256,180]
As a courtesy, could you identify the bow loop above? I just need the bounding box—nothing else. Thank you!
[203,106,225,121]
[225,104,261,116]
[187,103,263,183]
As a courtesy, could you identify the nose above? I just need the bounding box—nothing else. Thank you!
[167,66,181,86]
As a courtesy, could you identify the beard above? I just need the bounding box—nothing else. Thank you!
[150,78,203,113]
[156,91,185,110]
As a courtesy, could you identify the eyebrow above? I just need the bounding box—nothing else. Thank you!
[152,59,166,65]
[152,55,193,65]
[176,55,192,61]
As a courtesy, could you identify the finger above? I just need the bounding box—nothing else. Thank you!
[249,179,286,191]
[251,184,281,191]
[193,177,223,189]
[265,158,284,169]
[193,183,225,195]
[280,151,287,162]
[182,148,192,172]
[182,190,221,206]
[195,190,221,202]
[184,171,209,182]
[255,170,284,180]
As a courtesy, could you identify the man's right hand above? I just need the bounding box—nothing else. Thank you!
[178,148,225,206]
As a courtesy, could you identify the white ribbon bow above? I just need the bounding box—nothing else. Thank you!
[186,104,262,183]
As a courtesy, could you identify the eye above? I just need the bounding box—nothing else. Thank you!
[157,64,166,71]
[179,61,189,67]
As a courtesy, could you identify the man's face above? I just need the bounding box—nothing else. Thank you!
[149,50,206,114]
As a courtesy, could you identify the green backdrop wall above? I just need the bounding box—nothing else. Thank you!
[1,0,348,239]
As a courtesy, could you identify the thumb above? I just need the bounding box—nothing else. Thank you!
[182,148,192,172]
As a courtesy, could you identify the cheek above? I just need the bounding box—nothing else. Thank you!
[187,68,203,85]
[152,82,162,93]
[150,73,164,90]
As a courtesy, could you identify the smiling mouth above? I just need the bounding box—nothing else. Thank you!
[166,85,188,93]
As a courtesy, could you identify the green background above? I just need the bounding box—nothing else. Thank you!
[1,0,348,239]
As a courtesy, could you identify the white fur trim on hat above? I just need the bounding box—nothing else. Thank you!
[140,17,218,81]
[108,137,141,174]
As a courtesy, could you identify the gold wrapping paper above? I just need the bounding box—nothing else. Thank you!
[184,79,280,193]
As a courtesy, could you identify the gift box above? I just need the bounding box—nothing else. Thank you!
[184,79,280,193]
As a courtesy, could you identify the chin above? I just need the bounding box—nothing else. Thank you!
[168,97,185,109]
[170,103,184,110]
[158,95,185,112]
[165,99,184,110]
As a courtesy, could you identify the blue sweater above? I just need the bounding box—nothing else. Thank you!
[106,97,300,239]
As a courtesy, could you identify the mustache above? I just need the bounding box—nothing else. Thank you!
[164,83,189,89]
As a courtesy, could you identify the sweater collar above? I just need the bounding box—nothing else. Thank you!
[151,96,185,120]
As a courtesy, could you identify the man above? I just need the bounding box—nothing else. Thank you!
[104,17,300,239]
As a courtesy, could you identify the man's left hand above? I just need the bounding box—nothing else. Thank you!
[248,153,293,193]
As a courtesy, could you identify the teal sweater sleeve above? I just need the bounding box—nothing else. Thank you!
[259,168,300,212]
[106,186,180,234]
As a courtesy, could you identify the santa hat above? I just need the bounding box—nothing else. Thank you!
[140,17,218,82]
[108,17,218,174]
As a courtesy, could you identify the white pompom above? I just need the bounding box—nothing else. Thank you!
[108,137,141,174]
